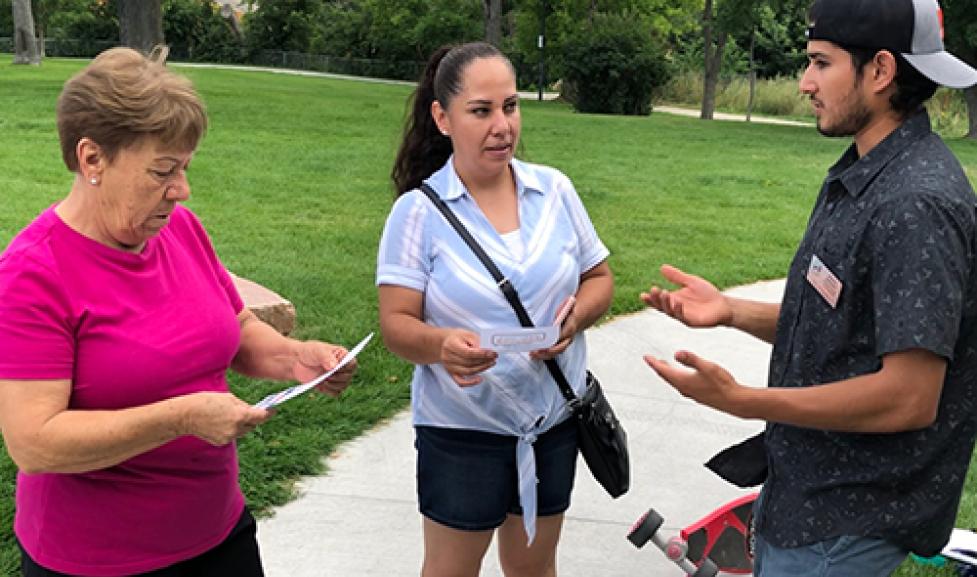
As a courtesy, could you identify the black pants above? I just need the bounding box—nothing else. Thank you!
[20,508,264,577]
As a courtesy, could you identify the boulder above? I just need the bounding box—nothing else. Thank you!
[230,273,296,336]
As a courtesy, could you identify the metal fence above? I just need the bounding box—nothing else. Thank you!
[253,50,425,82]
[2,38,425,83]
[0,37,117,58]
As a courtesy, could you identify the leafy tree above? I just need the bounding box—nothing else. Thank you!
[670,29,750,77]
[47,0,118,55]
[563,12,671,115]
[695,0,806,119]
[359,0,481,62]
[312,0,481,62]
[0,0,12,37]
[700,0,764,119]
[244,0,322,53]
[748,0,806,78]
[311,0,368,56]
[8,0,148,59]
[510,0,697,90]
[163,0,244,62]
[29,0,63,55]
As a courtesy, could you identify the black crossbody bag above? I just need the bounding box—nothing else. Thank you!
[420,183,629,498]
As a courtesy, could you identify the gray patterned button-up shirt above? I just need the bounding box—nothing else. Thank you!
[756,111,977,556]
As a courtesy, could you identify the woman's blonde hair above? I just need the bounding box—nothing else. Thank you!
[56,46,207,172]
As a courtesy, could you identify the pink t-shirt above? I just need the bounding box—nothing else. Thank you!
[0,205,246,576]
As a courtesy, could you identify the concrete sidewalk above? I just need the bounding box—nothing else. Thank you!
[655,106,813,127]
[257,279,785,576]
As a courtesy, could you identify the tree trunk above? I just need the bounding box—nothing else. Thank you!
[965,85,977,139]
[746,30,756,122]
[483,0,501,47]
[117,0,163,55]
[699,12,728,120]
[12,0,41,65]
[701,0,718,120]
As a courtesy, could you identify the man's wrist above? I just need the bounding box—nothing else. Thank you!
[721,295,738,328]
[729,385,762,420]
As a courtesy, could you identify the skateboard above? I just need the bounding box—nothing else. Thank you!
[941,528,977,576]
[627,493,758,576]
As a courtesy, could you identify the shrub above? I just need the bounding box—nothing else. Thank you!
[243,0,317,55]
[562,13,671,116]
[48,1,119,53]
[0,0,11,38]
[252,50,424,81]
[164,0,246,64]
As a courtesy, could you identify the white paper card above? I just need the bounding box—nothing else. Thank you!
[479,296,574,354]
[479,326,560,353]
[254,332,374,409]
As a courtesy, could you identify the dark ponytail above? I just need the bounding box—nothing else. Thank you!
[391,42,509,196]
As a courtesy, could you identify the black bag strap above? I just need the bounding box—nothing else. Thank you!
[419,183,580,406]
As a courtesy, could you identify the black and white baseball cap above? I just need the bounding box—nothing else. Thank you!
[807,0,977,88]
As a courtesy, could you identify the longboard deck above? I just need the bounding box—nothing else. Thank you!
[680,493,758,574]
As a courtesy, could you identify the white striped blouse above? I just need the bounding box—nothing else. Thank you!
[376,157,609,540]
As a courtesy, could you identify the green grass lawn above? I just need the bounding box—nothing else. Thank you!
[2,57,977,576]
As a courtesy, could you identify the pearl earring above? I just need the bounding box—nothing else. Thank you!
[90,177,98,185]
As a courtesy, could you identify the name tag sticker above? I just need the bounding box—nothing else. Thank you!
[806,254,842,309]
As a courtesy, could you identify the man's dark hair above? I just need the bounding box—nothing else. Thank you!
[846,46,938,117]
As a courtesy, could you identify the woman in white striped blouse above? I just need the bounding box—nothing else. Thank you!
[377,41,613,577]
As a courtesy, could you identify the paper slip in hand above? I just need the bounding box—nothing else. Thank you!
[479,326,560,353]
[479,296,574,353]
[254,332,373,409]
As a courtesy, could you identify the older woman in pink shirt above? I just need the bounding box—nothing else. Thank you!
[0,46,356,577]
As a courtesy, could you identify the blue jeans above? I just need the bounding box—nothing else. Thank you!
[753,533,907,577]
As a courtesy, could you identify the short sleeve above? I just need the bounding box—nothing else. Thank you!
[556,174,610,273]
[218,265,244,314]
[869,194,975,360]
[0,255,74,380]
[178,208,244,314]
[376,192,432,292]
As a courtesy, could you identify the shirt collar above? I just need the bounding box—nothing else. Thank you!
[511,159,545,196]
[423,156,546,201]
[826,111,932,198]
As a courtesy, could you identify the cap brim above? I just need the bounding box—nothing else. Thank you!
[902,50,977,89]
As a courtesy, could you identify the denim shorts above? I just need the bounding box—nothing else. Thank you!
[415,417,578,531]
[753,532,908,577]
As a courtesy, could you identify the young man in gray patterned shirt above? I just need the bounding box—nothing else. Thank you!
[643,0,977,575]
